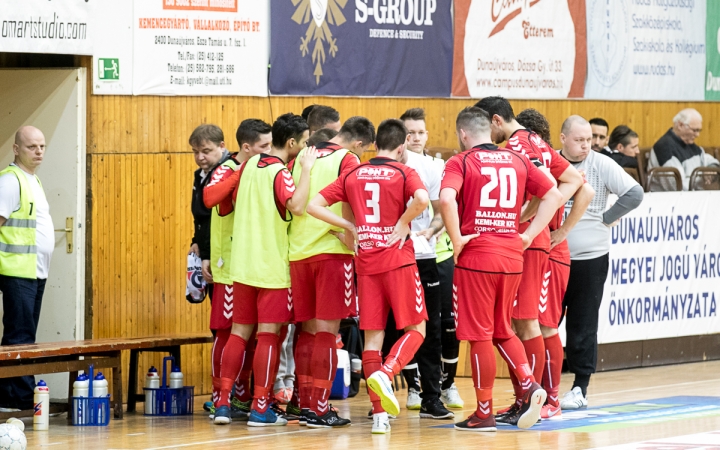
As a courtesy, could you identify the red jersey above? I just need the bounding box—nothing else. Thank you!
[319,157,427,275]
[204,154,243,216]
[441,144,555,273]
[507,129,570,252]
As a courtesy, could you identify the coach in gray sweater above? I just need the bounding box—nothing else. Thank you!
[556,116,644,411]
[648,108,719,191]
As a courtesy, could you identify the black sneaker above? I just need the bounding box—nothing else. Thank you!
[495,404,520,426]
[306,409,352,428]
[419,397,454,419]
[299,408,309,426]
[516,382,546,429]
[271,402,300,424]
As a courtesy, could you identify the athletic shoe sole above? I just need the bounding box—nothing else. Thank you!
[454,425,497,432]
[213,416,231,425]
[445,403,464,409]
[406,404,422,411]
[371,427,391,434]
[419,412,454,419]
[247,420,288,427]
[367,373,400,417]
[517,388,547,430]
[306,422,352,429]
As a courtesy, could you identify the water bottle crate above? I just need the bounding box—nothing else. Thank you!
[71,396,111,426]
[142,386,194,416]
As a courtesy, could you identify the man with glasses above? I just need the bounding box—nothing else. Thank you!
[648,108,719,190]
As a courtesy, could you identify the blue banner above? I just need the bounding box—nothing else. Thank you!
[269,0,453,97]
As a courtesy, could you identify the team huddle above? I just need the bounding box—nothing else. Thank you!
[191,97,595,433]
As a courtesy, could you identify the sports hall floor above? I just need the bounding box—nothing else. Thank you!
[25,360,720,449]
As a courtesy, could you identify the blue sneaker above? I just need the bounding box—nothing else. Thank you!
[203,401,214,412]
[213,405,232,425]
[247,408,288,427]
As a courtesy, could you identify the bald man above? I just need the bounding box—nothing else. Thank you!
[0,126,55,412]
[648,109,720,191]
[557,116,642,410]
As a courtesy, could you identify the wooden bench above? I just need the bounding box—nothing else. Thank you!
[0,333,212,422]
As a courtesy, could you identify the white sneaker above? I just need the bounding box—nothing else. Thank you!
[367,371,400,417]
[560,386,588,410]
[372,412,391,434]
[406,388,422,410]
[440,384,464,409]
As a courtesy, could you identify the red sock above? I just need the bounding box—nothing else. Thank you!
[362,350,384,414]
[494,336,535,393]
[252,332,280,413]
[381,330,424,378]
[218,333,248,408]
[522,335,546,387]
[470,340,495,419]
[212,328,230,405]
[294,331,315,409]
[507,370,522,406]
[234,332,255,402]
[543,333,563,406]
[310,332,338,415]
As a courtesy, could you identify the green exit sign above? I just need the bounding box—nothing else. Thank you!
[98,58,120,80]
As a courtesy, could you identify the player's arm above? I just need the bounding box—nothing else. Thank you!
[329,202,357,251]
[0,216,6,227]
[520,186,563,249]
[204,164,241,208]
[550,183,595,249]
[555,165,584,204]
[307,194,357,249]
[439,188,478,264]
[387,188,429,249]
[285,147,318,216]
[519,197,540,223]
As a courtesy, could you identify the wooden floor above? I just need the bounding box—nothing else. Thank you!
[24,360,720,450]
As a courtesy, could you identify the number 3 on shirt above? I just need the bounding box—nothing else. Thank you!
[479,167,517,208]
[365,182,380,223]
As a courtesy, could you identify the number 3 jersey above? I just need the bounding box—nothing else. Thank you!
[319,157,427,275]
[441,144,555,273]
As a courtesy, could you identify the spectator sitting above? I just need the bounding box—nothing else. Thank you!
[648,108,719,191]
[602,126,639,169]
[589,117,611,156]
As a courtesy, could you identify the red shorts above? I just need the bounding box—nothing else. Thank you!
[539,258,570,328]
[210,283,233,330]
[232,282,293,324]
[357,264,428,330]
[290,255,357,322]
[454,268,521,341]
[512,249,550,320]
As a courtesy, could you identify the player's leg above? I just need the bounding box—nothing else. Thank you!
[452,268,497,432]
[306,258,354,428]
[207,283,233,412]
[247,288,294,427]
[493,273,546,429]
[214,282,257,424]
[513,251,549,383]
[539,258,570,419]
[273,325,295,404]
[367,266,428,419]
[290,261,316,412]
[437,257,463,408]
[561,254,609,410]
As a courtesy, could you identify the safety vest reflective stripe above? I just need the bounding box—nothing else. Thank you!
[0,242,37,254]
[4,218,37,228]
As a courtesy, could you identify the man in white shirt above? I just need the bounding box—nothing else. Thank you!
[0,126,55,411]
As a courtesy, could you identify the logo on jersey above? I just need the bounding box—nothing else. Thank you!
[530,133,546,149]
[291,0,348,84]
[357,167,396,179]
[474,151,512,162]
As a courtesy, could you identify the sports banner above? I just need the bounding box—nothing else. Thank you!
[585,0,706,101]
[596,192,720,344]
[268,0,453,97]
[0,0,95,55]
[132,0,269,96]
[451,0,586,99]
[706,0,720,100]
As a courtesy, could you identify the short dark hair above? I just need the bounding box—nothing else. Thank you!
[589,117,609,130]
[608,125,639,149]
[516,108,553,148]
[375,119,407,151]
[236,119,272,147]
[400,108,425,122]
[272,113,309,148]
[307,105,340,131]
[337,116,376,146]
[474,96,515,122]
[301,104,316,122]
[189,124,224,147]
[456,106,491,136]
[306,128,338,147]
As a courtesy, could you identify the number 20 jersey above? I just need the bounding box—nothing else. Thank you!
[319,157,427,276]
[441,144,555,273]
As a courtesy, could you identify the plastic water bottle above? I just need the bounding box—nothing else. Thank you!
[169,366,184,388]
[72,374,89,424]
[144,366,160,414]
[33,380,49,430]
[93,372,109,397]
